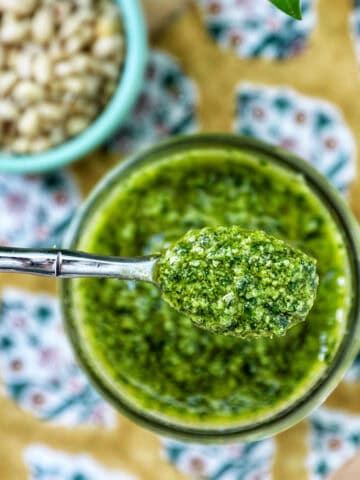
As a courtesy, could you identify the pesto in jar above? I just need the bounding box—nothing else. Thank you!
[156,226,319,338]
[74,148,350,426]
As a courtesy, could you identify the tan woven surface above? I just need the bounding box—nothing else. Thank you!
[0,0,359,478]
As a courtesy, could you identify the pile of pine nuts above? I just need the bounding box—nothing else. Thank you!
[0,0,125,155]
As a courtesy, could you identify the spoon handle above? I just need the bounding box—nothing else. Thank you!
[0,247,158,283]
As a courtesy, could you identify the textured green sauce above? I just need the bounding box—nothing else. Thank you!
[75,148,350,426]
[156,226,319,338]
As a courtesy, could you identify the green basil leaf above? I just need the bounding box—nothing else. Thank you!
[268,0,302,19]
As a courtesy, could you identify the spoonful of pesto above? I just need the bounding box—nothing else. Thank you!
[156,226,318,338]
[0,226,318,339]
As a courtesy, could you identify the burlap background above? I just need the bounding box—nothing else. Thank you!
[0,1,359,478]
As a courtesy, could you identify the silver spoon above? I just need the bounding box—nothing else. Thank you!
[0,227,318,340]
[0,247,159,283]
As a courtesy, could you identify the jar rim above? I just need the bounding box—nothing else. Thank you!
[61,133,360,443]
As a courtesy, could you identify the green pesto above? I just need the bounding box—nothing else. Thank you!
[156,226,319,338]
[75,148,350,426]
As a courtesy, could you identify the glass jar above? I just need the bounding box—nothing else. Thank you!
[61,134,360,443]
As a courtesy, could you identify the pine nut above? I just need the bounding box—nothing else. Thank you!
[13,81,44,105]
[0,0,124,154]
[92,35,123,58]
[1,15,30,43]
[31,7,55,44]
[0,100,18,121]
[0,71,17,96]
[33,54,52,85]
[66,116,90,136]
[18,109,40,137]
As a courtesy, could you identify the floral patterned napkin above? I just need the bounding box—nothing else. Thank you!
[1,0,360,478]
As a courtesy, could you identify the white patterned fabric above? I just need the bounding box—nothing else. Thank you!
[24,445,136,480]
[0,289,116,428]
[235,83,356,193]
[197,0,317,59]
[308,408,360,479]
[0,172,79,248]
[107,50,199,154]
[163,438,275,479]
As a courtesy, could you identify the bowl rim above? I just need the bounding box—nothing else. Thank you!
[0,0,147,174]
[61,133,360,443]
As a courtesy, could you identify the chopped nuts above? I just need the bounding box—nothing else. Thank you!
[0,0,125,155]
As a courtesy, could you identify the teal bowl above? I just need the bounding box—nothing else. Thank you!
[0,0,147,174]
